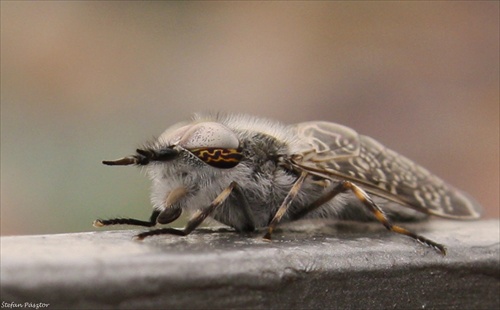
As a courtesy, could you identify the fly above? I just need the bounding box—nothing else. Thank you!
[94,113,482,255]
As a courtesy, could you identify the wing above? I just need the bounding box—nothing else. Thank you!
[292,121,482,219]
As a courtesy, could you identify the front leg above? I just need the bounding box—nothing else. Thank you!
[93,210,160,228]
[94,186,187,229]
[135,181,238,240]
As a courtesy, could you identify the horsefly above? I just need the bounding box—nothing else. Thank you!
[94,113,482,255]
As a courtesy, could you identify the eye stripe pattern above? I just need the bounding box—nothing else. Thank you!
[190,148,243,168]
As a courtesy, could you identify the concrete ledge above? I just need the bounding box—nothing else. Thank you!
[1,219,499,309]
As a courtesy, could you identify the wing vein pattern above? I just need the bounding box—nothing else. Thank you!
[293,121,481,219]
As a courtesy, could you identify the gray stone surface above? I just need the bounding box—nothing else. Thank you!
[1,219,499,309]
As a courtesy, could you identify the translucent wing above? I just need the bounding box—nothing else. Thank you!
[292,121,482,219]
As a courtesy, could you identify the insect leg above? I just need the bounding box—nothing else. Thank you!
[289,181,346,221]
[288,180,446,254]
[135,181,237,240]
[263,171,308,240]
[93,210,160,228]
[157,186,188,224]
[344,181,446,255]
[231,184,256,232]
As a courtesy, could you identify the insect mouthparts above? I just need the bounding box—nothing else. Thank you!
[136,148,179,161]
[102,147,179,166]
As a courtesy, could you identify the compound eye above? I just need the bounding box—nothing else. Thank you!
[161,121,243,168]
[178,122,241,168]
[178,122,239,149]
[190,147,243,169]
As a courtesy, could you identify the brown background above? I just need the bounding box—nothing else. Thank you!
[1,1,498,235]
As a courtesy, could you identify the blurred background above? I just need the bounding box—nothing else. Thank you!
[1,1,498,236]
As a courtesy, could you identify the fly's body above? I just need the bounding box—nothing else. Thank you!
[95,113,482,254]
